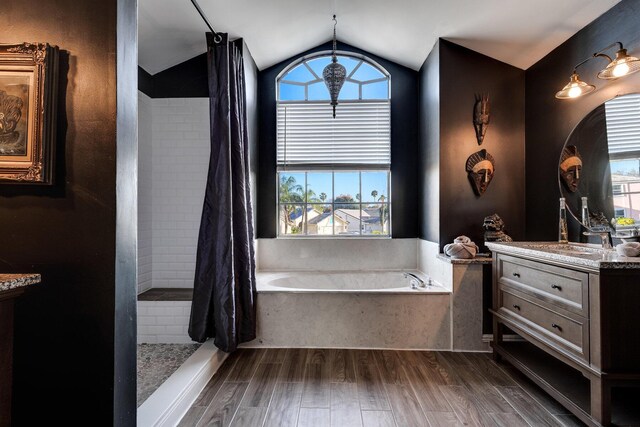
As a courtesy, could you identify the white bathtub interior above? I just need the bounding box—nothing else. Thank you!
[257,270,447,293]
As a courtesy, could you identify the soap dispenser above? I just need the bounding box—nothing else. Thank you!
[559,197,569,243]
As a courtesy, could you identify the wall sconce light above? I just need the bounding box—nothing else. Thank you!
[555,42,640,100]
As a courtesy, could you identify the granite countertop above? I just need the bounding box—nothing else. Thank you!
[0,274,41,292]
[486,241,640,270]
[437,254,493,264]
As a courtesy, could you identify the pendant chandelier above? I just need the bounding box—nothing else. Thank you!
[323,15,346,118]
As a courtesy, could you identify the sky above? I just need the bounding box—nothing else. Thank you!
[610,158,640,176]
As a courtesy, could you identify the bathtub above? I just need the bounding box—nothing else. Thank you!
[257,270,446,294]
[251,270,453,349]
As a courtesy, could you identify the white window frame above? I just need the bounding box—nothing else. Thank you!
[276,52,392,238]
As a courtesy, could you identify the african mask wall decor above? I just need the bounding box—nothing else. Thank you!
[466,149,495,196]
[473,94,490,145]
[559,145,582,192]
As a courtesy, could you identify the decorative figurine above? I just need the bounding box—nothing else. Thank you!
[466,149,495,196]
[559,145,582,193]
[589,211,610,229]
[483,214,513,243]
[473,93,490,145]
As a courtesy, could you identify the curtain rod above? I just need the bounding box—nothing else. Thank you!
[190,0,223,43]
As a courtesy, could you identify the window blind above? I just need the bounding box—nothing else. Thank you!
[277,101,390,167]
[605,93,640,155]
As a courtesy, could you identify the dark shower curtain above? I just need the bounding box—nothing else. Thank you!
[189,33,257,352]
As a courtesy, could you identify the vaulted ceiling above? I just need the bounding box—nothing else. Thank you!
[139,0,620,75]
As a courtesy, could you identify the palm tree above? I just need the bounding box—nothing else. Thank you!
[371,190,378,201]
[279,175,303,234]
[378,194,387,231]
[319,192,327,202]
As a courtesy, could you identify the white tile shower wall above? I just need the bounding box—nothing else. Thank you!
[150,98,210,288]
[257,238,418,271]
[137,301,194,344]
[138,92,153,294]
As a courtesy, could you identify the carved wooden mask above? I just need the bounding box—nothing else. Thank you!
[473,94,490,145]
[466,149,495,196]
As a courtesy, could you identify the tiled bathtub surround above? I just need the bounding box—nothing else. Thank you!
[257,238,418,271]
[249,238,489,351]
[255,292,451,349]
[419,239,491,351]
[138,301,194,344]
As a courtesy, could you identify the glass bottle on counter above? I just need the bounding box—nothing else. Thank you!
[581,197,591,230]
[559,197,569,243]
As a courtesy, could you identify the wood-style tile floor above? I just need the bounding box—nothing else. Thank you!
[178,348,586,427]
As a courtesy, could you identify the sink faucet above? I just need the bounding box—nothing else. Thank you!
[404,272,426,289]
[583,230,613,249]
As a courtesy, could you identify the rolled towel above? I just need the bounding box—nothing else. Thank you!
[444,235,479,259]
[616,242,640,257]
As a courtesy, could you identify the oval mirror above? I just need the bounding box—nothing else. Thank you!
[558,93,640,240]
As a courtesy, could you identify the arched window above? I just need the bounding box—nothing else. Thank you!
[276,52,391,237]
[278,54,390,101]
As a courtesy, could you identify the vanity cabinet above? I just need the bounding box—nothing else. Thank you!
[488,243,640,427]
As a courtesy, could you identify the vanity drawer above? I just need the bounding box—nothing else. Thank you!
[499,288,589,362]
[497,254,588,317]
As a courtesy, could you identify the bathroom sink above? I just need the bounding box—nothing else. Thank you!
[523,243,603,252]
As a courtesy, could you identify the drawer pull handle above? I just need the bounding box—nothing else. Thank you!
[512,304,521,311]
[551,323,562,331]
[512,272,521,278]
[551,284,562,291]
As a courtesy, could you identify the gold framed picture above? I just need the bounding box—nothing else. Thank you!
[0,43,58,184]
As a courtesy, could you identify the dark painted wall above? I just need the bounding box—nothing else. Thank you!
[525,0,640,240]
[257,41,420,238]
[1,0,136,425]
[138,65,154,96]
[418,40,526,250]
[138,52,209,98]
[439,40,526,249]
[418,43,440,243]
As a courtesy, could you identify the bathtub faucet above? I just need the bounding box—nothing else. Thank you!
[404,272,426,289]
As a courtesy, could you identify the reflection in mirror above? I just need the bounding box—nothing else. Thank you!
[559,93,640,239]
[559,146,582,192]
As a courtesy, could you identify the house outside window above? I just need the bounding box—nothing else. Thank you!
[276,52,391,237]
